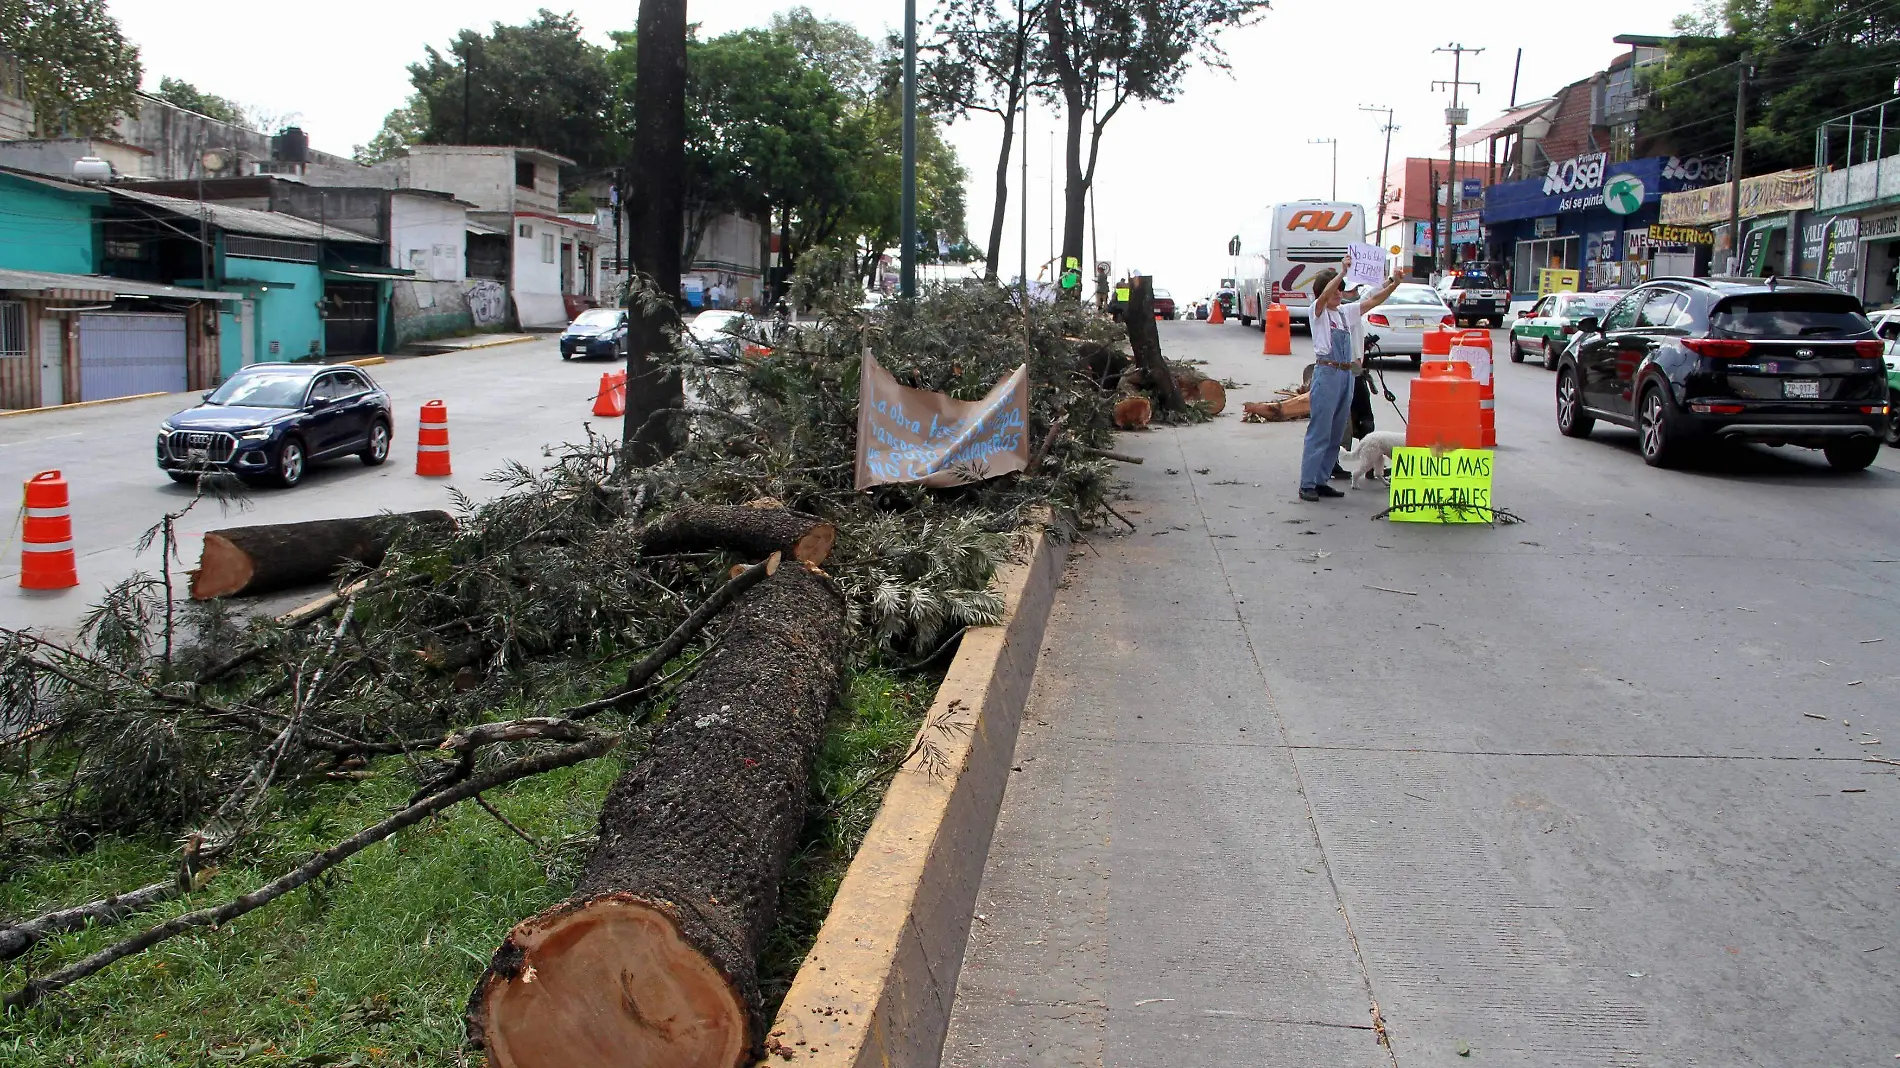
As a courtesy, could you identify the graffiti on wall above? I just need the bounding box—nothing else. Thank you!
[463,279,509,328]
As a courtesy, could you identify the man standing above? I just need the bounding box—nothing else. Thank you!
[1299,256,1402,502]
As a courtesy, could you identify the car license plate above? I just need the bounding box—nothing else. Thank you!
[1783,379,1820,399]
[1405,318,1422,327]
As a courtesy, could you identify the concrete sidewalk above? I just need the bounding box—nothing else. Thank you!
[941,321,1900,1067]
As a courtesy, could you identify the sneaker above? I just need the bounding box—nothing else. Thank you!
[1298,487,1320,502]
[1314,484,1345,498]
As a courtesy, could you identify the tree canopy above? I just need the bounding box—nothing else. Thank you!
[1641,0,1900,174]
[0,0,141,136]
[406,9,619,172]
[150,76,247,128]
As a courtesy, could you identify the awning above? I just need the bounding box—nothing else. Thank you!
[1459,98,1557,147]
[323,268,411,282]
[466,220,507,237]
[223,278,295,290]
[0,267,242,302]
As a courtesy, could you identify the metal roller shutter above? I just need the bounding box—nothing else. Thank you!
[77,312,188,401]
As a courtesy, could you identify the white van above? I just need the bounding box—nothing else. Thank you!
[1234,200,1368,329]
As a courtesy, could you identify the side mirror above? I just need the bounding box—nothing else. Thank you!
[306,395,332,410]
[1578,316,1601,334]
[201,391,214,402]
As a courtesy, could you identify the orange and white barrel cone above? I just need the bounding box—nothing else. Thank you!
[20,470,78,590]
[592,371,627,417]
[416,400,451,477]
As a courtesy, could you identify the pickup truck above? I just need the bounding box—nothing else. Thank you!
[1435,272,1509,327]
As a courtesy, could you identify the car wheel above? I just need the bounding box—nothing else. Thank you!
[1510,336,1524,363]
[360,419,391,466]
[1637,383,1684,468]
[1542,339,1559,371]
[1823,438,1881,471]
[1410,354,1421,368]
[1886,390,1900,448]
[273,437,307,488]
[1556,366,1593,438]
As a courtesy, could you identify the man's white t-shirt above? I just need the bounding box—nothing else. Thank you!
[1311,301,1366,367]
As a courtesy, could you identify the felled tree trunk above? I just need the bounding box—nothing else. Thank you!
[638,503,836,565]
[189,511,453,600]
[1124,277,1185,412]
[469,560,848,1068]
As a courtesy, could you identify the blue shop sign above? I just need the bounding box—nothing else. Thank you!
[1482,155,1701,225]
[1461,178,1483,200]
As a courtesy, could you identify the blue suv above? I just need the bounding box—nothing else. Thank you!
[158,364,394,488]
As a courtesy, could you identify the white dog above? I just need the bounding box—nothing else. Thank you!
[1343,431,1407,489]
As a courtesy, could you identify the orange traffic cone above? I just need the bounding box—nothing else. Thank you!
[20,470,78,590]
[416,401,451,477]
[592,371,627,417]
[1208,300,1225,325]
[1263,303,1292,355]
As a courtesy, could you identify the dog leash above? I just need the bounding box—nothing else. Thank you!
[1371,367,1407,426]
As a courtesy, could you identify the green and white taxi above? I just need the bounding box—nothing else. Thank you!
[1508,291,1621,370]
[1870,308,1900,446]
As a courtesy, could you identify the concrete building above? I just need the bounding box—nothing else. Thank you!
[379,145,600,329]
[1376,157,1503,278]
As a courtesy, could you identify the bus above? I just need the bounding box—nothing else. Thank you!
[1234,200,1368,330]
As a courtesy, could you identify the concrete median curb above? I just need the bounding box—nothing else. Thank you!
[760,516,1064,1067]
[0,391,170,418]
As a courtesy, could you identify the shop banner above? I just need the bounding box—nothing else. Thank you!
[855,351,1030,490]
[1484,155,1698,225]
[1658,168,1817,227]
[1648,223,1714,246]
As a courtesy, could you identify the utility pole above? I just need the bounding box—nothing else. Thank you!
[1360,105,1397,243]
[1726,58,1752,275]
[1309,137,1338,200]
[460,42,472,144]
[1019,90,1028,302]
[1432,44,1482,274]
[900,0,918,300]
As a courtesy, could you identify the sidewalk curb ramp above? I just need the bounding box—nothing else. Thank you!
[761,514,1064,1067]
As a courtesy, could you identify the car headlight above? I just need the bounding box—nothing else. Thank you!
[159,421,175,434]
[237,427,272,441]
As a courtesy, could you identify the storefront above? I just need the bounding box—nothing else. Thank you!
[1482,154,1715,301]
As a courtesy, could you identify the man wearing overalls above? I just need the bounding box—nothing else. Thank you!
[1299,255,1403,502]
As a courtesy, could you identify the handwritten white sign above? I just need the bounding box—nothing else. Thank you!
[1346,244,1387,288]
[855,351,1030,490]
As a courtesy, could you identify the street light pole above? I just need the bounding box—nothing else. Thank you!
[900,0,918,300]
[1433,43,1483,273]
[1308,137,1338,200]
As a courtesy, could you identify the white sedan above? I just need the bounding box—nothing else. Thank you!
[1363,284,1455,365]
[686,310,759,361]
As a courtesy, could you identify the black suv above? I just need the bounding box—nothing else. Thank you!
[158,364,393,488]
[1555,277,1887,470]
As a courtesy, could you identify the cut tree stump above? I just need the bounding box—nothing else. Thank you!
[1123,278,1185,413]
[469,559,848,1068]
[1113,395,1153,429]
[1196,378,1228,415]
[189,511,453,600]
[638,504,835,566]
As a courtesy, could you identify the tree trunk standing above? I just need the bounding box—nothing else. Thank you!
[469,562,848,1068]
[623,0,689,467]
[1125,277,1184,412]
[984,100,1018,282]
[1044,1,1090,298]
[189,511,454,600]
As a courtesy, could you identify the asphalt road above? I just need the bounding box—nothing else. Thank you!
[944,319,1900,1066]
[0,338,626,636]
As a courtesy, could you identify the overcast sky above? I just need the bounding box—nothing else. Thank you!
[108,0,1693,294]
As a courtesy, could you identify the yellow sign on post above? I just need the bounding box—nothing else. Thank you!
[1387,447,1494,523]
[1536,268,1580,297]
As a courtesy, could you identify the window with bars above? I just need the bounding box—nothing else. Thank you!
[225,236,318,263]
[0,301,26,359]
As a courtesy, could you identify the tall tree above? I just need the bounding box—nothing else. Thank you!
[623,0,689,466]
[1641,0,1900,174]
[407,10,618,172]
[0,0,141,135]
[354,98,428,165]
[150,77,247,127]
[1038,0,1270,295]
[924,0,1046,280]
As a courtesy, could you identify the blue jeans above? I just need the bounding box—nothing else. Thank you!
[1299,364,1354,490]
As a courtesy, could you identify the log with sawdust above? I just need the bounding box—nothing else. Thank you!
[637,502,836,565]
[1113,395,1153,429]
[189,511,454,600]
[468,556,848,1067]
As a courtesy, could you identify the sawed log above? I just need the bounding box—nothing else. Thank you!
[637,502,836,566]
[468,556,848,1067]
[190,511,454,600]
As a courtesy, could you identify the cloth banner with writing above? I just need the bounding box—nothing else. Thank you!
[855,351,1030,490]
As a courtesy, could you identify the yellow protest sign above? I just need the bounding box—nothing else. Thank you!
[1536,268,1580,297]
[1387,447,1494,523]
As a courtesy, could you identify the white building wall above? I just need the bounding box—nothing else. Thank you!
[390,194,466,282]
[511,216,566,329]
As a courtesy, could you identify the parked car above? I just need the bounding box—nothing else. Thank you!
[1554,277,1888,470]
[687,309,761,362]
[1510,291,1620,369]
[559,308,629,360]
[1868,308,1900,445]
[158,364,392,488]
[1436,270,1509,327]
[1152,289,1178,320]
[1363,284,1455,366]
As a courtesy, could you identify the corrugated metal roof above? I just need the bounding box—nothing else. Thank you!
[0,267,242,301]
[110,187,380,244]
[1458,98,1558,147]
